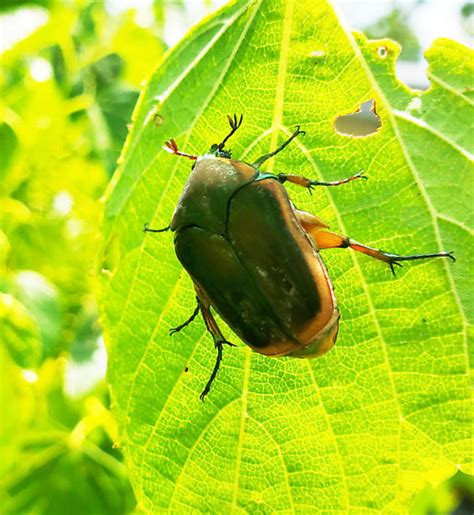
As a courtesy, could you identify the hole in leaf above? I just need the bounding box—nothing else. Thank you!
[334,100,382,137]
[377,45,389,59]
[153,113,164,126]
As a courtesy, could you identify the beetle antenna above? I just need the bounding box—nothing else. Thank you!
[217,113,243,150]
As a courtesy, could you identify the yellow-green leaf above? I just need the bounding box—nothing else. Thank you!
[99,0,473,511]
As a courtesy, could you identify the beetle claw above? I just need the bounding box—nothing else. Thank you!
[389,260,403,276]
[445,251,456,262]
[216,339,236,348]
[294,125,306,136]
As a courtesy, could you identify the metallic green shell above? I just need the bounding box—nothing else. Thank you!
[173,157,338,357]
[174,227,292,349]
[171,156,257,234]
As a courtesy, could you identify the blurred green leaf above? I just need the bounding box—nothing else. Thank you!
[0,123,18,175]
[100,0,473,511]
[111,12,165,87]
[0,0,170,512]
[0,347,35,475]
[8,271,62,360]
[0,293,41,368]
[1,437,134,515]
[0,359,135,515]
[0,0,51,11]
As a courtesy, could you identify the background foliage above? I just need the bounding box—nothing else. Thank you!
[1,0,472,514]
[0,0,165,512]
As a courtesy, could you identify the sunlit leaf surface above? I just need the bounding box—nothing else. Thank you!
[99,0,473,511]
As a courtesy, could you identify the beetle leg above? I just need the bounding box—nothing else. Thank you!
[163,139,197,160]
[143,222,170,233]
[278,171,367,194]
[293,209,330,230]
[296,214,455,275]
[196,289,235,401]
[252,126,305,168]
[169,299,201,336]
[303,226,455,276]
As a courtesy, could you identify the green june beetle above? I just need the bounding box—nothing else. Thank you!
[144,114,454,400]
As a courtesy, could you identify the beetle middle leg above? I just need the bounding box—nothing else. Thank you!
[169,299,201,336]
[297,211,455,275]
[278,171,367,194]
[195,286,236,401]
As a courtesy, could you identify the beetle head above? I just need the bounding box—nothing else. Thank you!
[206,114,243,160]
[208,143,232,159]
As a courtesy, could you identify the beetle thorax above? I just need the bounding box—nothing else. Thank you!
[170,156,258,234]
[198,155,236,178]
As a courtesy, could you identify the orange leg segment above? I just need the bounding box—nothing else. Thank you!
[279,171,366,194]
[297,214,455,275]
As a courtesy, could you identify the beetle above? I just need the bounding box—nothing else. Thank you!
[144,114,454,400]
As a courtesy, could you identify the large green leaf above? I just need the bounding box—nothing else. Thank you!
[99,0,473,511]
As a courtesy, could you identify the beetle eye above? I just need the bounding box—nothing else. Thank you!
[217,149,232,159]
[208,143,232,158]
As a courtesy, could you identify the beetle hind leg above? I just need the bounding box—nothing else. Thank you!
[195,286,236,401]
[380,250,456,275]
[318,231,454,275]
[199,333,235,402]
[297,214,455,275]
[169,299,201,336]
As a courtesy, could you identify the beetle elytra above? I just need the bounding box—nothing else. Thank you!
[145,115,454,400]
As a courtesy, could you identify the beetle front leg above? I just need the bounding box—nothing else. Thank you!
[278,171,366,194]
[196,288,236,401]
[307,228,455,275]
[163,139,197,161]
[169,299,200,336]
[252,126,305,168]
